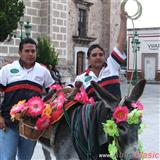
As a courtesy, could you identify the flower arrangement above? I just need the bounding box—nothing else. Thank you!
[102,100,145,160]
[10,84,94,132]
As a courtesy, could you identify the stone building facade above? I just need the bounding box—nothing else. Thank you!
[0,0,121,83]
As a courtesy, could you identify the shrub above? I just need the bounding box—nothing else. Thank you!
[37,36,58,66]
[0,0,25,42]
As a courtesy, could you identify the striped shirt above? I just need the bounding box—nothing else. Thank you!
[0,60,54,127]
[73,47,126,100]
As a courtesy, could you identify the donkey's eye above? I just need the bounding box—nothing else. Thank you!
[118,125,128,134]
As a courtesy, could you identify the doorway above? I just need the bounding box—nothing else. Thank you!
[144,56,156,80]
[76,51,85,75]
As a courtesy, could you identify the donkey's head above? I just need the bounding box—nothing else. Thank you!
[91,79,146,160]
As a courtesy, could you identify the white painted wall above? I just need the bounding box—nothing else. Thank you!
[128,28,160,70]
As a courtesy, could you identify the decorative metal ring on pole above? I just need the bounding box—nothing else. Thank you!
[121,0,142,20]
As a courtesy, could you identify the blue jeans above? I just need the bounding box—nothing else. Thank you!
[0,127,37,160]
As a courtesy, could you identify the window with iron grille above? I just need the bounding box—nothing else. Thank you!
[78,8,87,37]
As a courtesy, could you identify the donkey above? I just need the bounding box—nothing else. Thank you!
[39,79,146,160]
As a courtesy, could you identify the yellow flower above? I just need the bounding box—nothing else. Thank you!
[42,104,52,118]
[17,100,26,105]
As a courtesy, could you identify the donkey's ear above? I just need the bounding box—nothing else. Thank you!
[90,81,120,108]
[129,79,146,101]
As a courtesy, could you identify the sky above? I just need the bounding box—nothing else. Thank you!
[126,0,160,28]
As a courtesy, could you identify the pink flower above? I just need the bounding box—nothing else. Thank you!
[88,97,95,105]
[10,102,26,116]
[74,92,83,101]
[131,101,144,110]
[35,116,50,130]
[74,87,94,104]
[10,100,27,118]
[54,92,66,109]
[80,88,89,102]
[113,106,129,123]
[27,97,45,117]
[49,84,62,91]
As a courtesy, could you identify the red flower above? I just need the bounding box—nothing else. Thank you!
[113,106,129,123]
[35,116,50,130]
[27,97,45,117]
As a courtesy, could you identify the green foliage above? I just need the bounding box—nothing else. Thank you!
[37,36,58,66]
[0,0,25,42]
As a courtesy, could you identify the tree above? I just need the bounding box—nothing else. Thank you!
[0,0,25,42]
[37,36,58,66]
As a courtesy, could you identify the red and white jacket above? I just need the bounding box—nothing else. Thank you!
[72,47,126,101]
[0,60,54,127]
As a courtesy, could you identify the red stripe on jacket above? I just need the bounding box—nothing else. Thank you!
[88,79,120,95]
[112,50,124,63]
[4,84,43,94]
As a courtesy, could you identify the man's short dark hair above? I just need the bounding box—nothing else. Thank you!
[87,44,105,57]
[19,38,37,51]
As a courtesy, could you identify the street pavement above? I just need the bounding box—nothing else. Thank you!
[121,82,160,158]
[32,82,160,160]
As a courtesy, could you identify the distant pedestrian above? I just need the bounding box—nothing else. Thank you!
[48,64,61,85]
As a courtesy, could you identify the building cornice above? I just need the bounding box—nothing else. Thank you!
[74,0,94,7]
[72,35,96,44]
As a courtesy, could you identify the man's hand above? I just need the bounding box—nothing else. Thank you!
[0,114,7,131]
